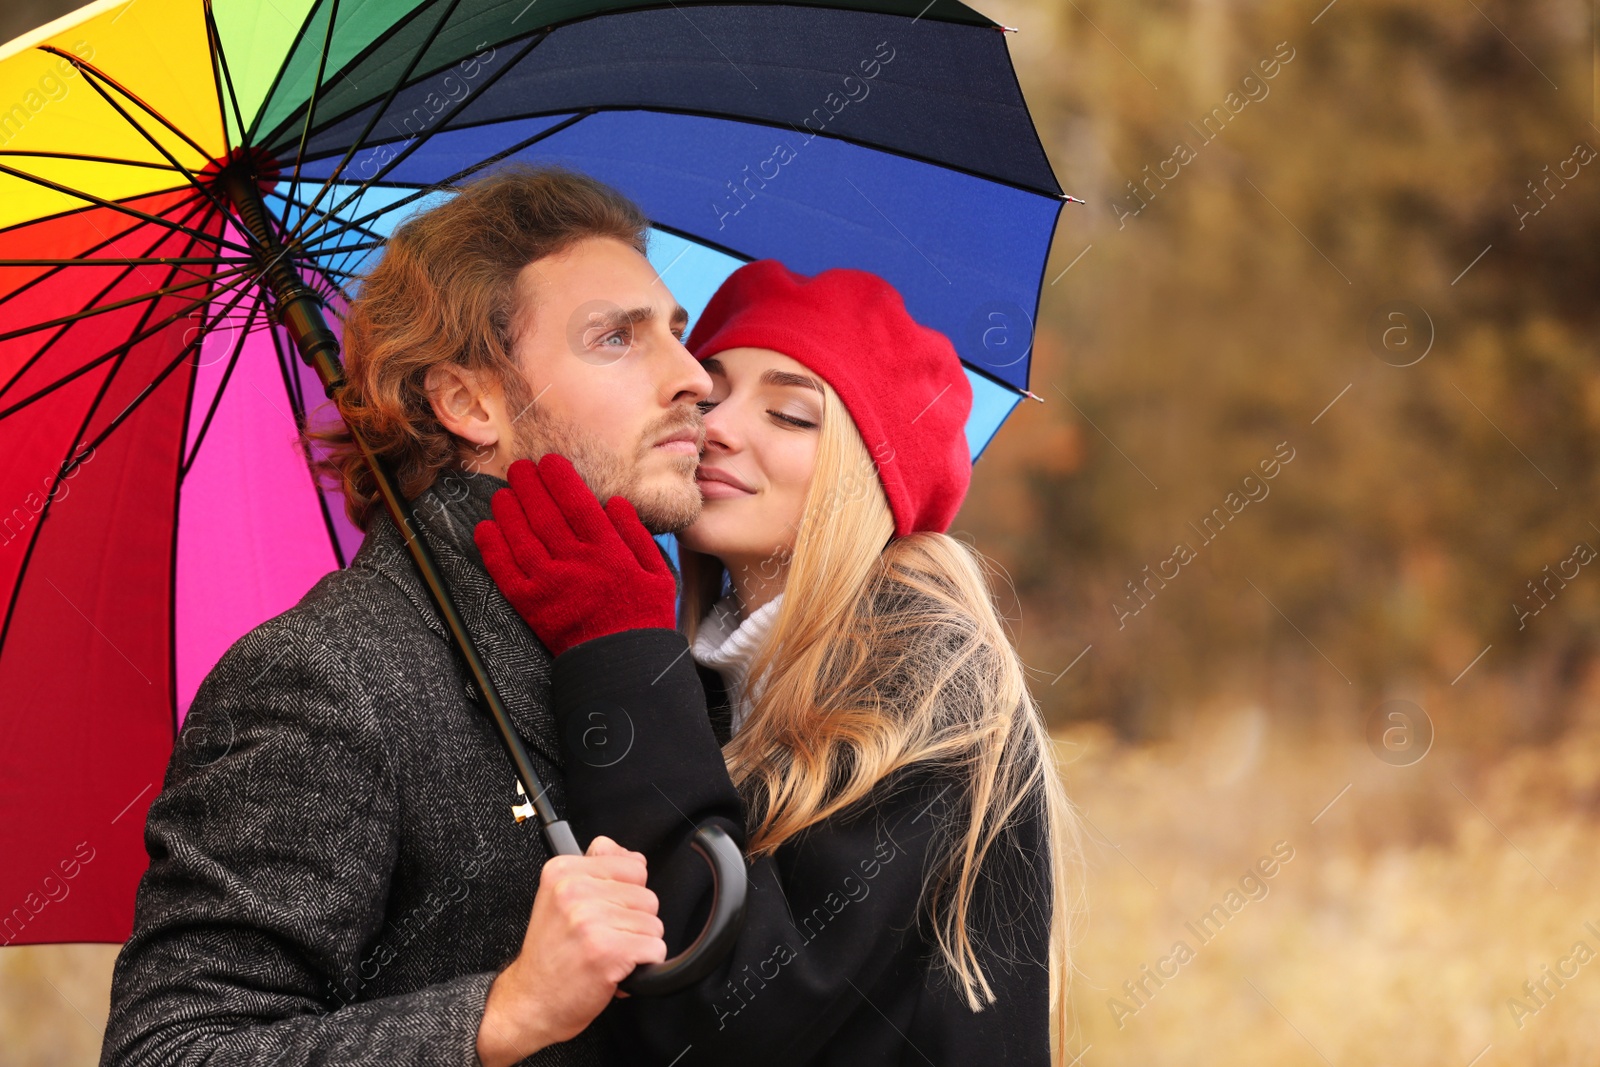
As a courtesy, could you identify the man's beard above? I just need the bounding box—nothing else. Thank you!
[502,383,704,535]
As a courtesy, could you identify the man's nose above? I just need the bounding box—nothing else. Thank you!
[664,333,712,406]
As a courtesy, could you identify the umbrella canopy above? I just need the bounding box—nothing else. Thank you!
[0,0,1065,945]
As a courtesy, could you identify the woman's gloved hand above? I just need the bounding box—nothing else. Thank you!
[474,452,678,657]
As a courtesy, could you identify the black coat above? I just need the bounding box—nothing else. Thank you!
[99,468,608,1067]
[550,628,1054,1066]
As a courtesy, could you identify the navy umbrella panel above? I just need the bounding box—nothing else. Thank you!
[276,4,1055,195]
[272,0,1065,460]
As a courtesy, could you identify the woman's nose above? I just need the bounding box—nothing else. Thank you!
[701,407,733,453]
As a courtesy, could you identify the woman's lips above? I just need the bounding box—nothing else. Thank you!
[698,478,753,499]
[697,469,755,498]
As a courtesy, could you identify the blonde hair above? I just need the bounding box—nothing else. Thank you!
[679,376,1085,1060]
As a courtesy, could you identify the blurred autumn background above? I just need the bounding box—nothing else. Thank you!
[5,0,1599,1064]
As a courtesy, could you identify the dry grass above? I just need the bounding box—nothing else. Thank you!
[0,942,118,1067]
[1057,704,1600,1066]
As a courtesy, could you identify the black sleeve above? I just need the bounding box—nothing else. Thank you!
[550,628,961,1065]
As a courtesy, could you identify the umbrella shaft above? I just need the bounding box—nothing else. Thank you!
[220,170,343,399]
[218,167,575,854]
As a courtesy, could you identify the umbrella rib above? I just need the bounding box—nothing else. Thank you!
[270,186,388,256]
[0,161,252,253]
[308,101,1069,204]
[243,0,395,149]
[318,218,390,280]
[183,294,270,476]
[251,0,467,151]
[297,109,595,255]
[0,269,261,422]
[303,261,363,280]
[0,190,218,309]
[281,0,469,249]
[0,257,243,267]
[79,279,262,469]
[0,195,224,396]
[202,0,248,156]
[263,314,352,571]
[0,150,193,174]
[299,260,353,304]
[647,217,754,265]
[284,27,551,248]
[321,233,375,288]
[285,0,343,215]
[0,179,205,241]
[0,239,228,652]
[262,191,377,293]
[300,240,384,271]
[39,46,215,164]
[265,313,308,417]
[68,64,245,230]
[178,297,267,479]
[0,261,257,346]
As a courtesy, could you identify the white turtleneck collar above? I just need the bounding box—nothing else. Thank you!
[690,590,784,738]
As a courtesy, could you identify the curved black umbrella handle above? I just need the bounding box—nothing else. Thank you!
[618,822,748,997]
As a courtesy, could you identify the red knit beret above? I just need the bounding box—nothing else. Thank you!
[685,259,972,538]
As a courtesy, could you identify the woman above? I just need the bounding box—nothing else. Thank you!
[474,260,1083,1064]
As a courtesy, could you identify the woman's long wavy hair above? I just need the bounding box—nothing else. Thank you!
[678,376,1086,1060]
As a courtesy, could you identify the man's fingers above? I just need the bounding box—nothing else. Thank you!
[585,834,637,859]
[571,894,665,936]
[544,839,651,889]
[592,880,661,917]
[621,931,669,966]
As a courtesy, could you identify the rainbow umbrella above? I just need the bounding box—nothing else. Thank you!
[0,0,1067,949]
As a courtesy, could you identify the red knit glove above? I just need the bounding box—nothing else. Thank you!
[473,453,677,657]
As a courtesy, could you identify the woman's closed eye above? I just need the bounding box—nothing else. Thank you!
[693,395,816,428]
[769,411,816,429]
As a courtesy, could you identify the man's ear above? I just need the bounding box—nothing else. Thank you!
[426,363,514,478]
[425,363,503,453]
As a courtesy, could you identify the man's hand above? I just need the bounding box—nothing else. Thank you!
[476,835,666,1066]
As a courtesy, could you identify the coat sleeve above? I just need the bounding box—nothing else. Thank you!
[99,612,503,1067]
[550,628,964,1065]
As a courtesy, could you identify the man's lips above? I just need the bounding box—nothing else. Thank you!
[696,466,754,496]
[653,427,701,455]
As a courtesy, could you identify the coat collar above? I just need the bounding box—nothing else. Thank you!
[352,465,563,766]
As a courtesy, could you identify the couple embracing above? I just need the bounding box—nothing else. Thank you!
[101,165,1081,1067]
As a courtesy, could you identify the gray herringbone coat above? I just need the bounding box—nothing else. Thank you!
[100,466,610,1066]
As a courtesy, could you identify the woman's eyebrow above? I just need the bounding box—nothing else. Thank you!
[696,359,820,393]
[760,369,822,392]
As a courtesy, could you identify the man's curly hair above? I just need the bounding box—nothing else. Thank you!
[303,164,649,531]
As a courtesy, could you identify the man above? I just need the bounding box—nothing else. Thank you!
[100,166,713,1066]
